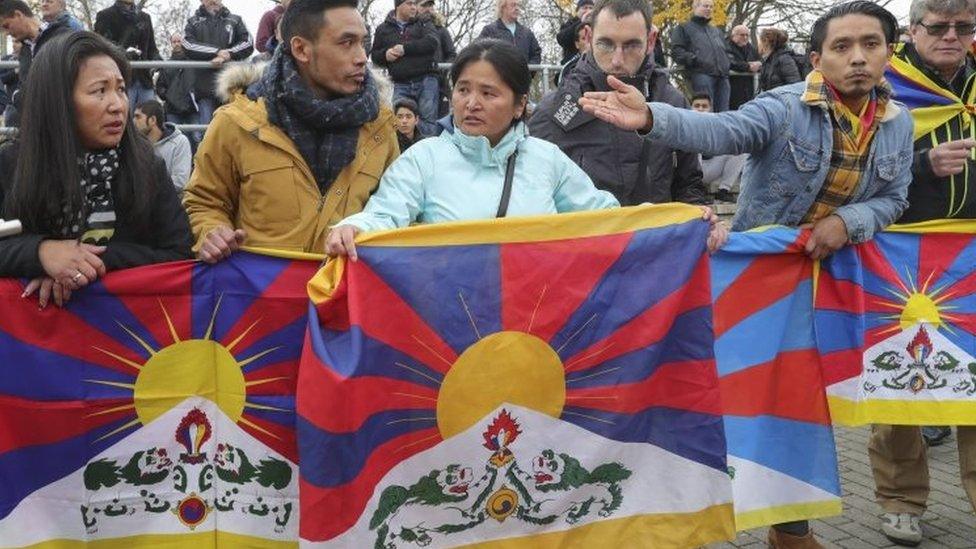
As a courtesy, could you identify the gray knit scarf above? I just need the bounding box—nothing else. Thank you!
[248,48,380,192]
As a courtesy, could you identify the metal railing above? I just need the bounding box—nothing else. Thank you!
[0,59,759,96]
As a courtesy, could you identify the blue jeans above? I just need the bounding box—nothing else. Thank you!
[393,75,439,136]
[193,97,217,146]
[127,79,157,108]
[690,73,731,112]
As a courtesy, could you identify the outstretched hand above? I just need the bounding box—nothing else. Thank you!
[578,75,653,132]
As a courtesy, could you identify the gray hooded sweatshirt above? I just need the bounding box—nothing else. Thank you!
[153,123,192,192]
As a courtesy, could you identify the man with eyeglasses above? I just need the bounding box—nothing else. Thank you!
[869,0,976,545]
[528,0,707,207]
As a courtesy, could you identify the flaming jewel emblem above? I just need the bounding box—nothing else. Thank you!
[907,326,933,365]
[482,409,521,468]
[175,408,212,464]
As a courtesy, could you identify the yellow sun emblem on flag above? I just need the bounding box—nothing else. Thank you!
[83,297,289,442]
[876,270,961,335]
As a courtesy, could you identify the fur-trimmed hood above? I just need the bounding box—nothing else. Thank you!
[215,60,393,106]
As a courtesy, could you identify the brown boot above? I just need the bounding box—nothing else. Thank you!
[767,527,825,549]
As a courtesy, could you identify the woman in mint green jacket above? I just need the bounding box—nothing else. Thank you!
[327,39,725,259]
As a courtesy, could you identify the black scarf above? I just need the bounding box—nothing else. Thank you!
[248,48,380,192]
[60,149,119,245]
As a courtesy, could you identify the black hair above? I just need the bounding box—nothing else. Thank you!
[281,0,359,46]
[4,32,155,235]
[136,99,166,130]
[809,1,898,54]
[394,97,420,115]
[0,0,32,18]
[590,0,653,33]
[451,39,531,98]
[691,92,712,103]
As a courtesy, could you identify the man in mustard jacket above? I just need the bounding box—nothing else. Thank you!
[184,0,398,262]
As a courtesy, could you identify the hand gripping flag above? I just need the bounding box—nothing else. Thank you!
[712,228,841,529]
[0,251,317,548]
[818,220,976,425]
[298,204,736,548]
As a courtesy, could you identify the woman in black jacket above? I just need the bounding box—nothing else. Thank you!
[758,27,802,92]
[0,32,192,308]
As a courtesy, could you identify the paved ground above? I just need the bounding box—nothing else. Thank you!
[709,427,976,549]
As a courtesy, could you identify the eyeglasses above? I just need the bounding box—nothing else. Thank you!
[593,41,646,56]
[918,21,976,36]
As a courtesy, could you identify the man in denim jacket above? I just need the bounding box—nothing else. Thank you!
[581,1,913,264]
[582,2,911,547]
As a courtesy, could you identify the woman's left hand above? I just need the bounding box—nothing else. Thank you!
[22,277,72,309]
[700,206,729,254]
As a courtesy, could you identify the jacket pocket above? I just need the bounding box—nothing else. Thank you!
[771,139,820,197]
[239,154,303,236]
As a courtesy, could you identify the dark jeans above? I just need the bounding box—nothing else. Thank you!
[127,79,157,107]
[690,73,731,112]
[393,75,440,136]
[168,111,201,154]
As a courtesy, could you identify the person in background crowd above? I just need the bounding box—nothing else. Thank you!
[671,0,732,111]
[758,27,802,92]
[393,97,425,151]
[900,25,914,43]
[727,24,761,109]
[155,34,199,148]
[371,0,440,136]
[652,23,665,67]
[39,0,84,30]
[557,0,593,65]
[690,92,746,202]
[556,13,589,83]
[0,32,192,307]
[181,0,253,142]
[133,100,193,193]
[870,0,976,545]
[95,0,161,107]
[580,4,909,545]
[478,0,542,65]
[531,0,707,207]
[418,0,456,118]
[326,38,725,258]
[257,0,291,54]
[0,40,19,125]
[184,0,398,263]
[0,0,76,126]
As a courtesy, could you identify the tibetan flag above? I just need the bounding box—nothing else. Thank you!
[818,221,976,425]
[712,227,841,529]
[0,251,317,547]
[886,43,976,141]
[298,204,735,548]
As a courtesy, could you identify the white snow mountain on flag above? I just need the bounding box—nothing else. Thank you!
[0,396,298,547]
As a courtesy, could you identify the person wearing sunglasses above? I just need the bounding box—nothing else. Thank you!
[871,0,976,546]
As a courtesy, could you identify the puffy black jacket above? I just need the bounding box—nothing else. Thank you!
[155,50,197,116]
[478,19,542,65]
[181,6,253,100]
[0,142,193,277]
[759,47,802,92]
[670,16,730,77]
[556,17,582,65]
[529,55,707,205]
[371,12,439,83]
[94,1,161,88]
